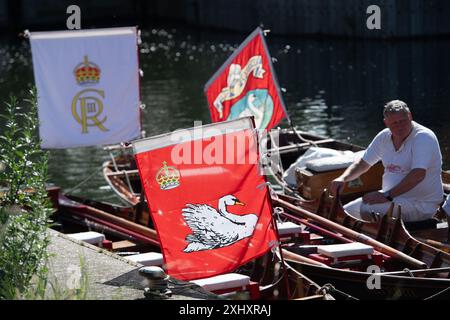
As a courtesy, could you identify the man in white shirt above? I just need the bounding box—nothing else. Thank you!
[330,100,443,222]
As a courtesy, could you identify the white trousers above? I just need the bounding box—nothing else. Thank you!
[344,196,439,222]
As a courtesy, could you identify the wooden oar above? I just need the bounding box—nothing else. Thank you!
[273,197,428,269]
[281,248,330,268]
[60,193,158,242]
[381,267,450,276]
[83,205,158,240]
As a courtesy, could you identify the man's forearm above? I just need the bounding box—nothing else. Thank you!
[339,158,371,182]
[388,168,426,198]
[330,158,371,195]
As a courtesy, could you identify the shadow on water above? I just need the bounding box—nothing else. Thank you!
[0,25,448,201]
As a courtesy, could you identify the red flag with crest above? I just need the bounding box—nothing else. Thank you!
[132,117,277,281]
[204,27,288,130]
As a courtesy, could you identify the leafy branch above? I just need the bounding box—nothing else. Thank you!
[0,88,53,299]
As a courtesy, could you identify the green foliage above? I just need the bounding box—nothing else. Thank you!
[0,89,53,299]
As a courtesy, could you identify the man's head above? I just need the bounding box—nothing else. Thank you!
[383,100,413,140]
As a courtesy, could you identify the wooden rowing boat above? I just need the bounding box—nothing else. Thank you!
[270,194,450,299]
[52,188,334,300]
[102,145,141,206]
[284,262,450,300]
[266,129,450,249]
[100,135,450,253]
[94,133,450,299]
[51,186,450,300]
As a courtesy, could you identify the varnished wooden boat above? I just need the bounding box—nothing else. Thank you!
[283,261,450,300]
[270,193,450,299]
[52,184,450,300]
[100,135,450,253]
[102,144,141,206]
[51,188,334,300]
[95,134,450,299]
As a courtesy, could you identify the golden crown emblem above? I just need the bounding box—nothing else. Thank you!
[155,161,181,190]
[74,55,101,85]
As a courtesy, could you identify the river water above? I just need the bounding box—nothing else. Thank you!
[0,24,448,202]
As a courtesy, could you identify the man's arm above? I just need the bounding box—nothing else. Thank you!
[362,168,426,204]
[387,168,426,197]
[329,158,371,195]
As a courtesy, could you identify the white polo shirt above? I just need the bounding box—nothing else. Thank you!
[362,121,443,206]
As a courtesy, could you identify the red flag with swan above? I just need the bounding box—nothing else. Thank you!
[204,27,288,130]
[132,117,277,280]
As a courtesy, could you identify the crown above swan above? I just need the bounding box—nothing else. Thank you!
[156,161,180,190]
[74,55,101,85]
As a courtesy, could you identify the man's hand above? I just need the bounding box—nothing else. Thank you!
[328,159,371,196]
[329,178,345,196]
[362,191,390,204]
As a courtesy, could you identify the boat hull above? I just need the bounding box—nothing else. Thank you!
[289,261,450,300]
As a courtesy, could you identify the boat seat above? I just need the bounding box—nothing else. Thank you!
[124,252,164,266]
[277,221,303,236]
[67,231,105,246]
[317,242,374,258]
[307,242,376,266]
[191,273,260,299]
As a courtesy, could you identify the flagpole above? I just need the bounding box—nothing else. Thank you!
[270,210,291,299]
[136,26,146,139]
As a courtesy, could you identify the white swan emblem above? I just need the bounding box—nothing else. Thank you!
[182,195,258,252]
[238,93,265,128]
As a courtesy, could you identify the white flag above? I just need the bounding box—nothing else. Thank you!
[30,27,141,149]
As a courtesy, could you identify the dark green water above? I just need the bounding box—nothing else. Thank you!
[0,25,449,202]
